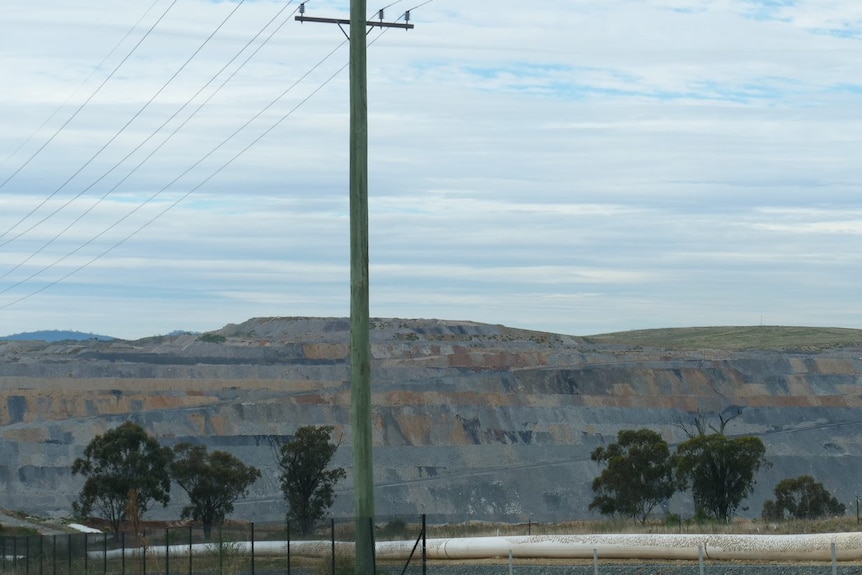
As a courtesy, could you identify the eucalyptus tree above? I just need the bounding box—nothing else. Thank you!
[590,428,676,524]
[674,433,769,521]
[72,421,172,533]
[278,426,346,534]
[171,443,261,538]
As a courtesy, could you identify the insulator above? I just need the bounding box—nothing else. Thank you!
[299,2,305,15]
[404,10,410,23]
[378,9,384,21]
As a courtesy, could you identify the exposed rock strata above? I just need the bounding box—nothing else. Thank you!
[1,317,861,523]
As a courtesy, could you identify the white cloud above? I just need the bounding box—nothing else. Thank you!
[0,0,861,338]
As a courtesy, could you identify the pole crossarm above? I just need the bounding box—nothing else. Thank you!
[295,15,414,29]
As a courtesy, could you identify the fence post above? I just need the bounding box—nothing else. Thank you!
[698,545,704,575]
[250,522,255,575]
[508,549,513,575]
[165,528,170,575]
[40,535,44,575]
[121,532,125,575]
[84,533,88,575]
[13,537,17,572]
[286,520,291,575]
[593,548,598,575]
[368,517,376,575]
[142,530,146,575]
[103,531,107,575]
[52,535,56,575]
[188,525,193,575]
[25,536,30,575]
[330,519,335,575]
[832,541,837,575]
[421,514,426,575]
[67,534,71,575]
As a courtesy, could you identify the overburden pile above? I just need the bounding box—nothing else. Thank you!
[1,317,861,523]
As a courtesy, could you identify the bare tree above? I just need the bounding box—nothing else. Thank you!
[674,406,743,438]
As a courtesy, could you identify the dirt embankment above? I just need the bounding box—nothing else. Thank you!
[3,318,862,523]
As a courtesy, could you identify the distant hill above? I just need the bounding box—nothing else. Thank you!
[0,330,114,342]
[584,325,862,351]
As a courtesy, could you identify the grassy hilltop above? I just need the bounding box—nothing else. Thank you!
[584,325,862,352]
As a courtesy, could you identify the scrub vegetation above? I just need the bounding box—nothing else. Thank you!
[584,326,862,351]
[590,413,842,526]
[70,423,342,537]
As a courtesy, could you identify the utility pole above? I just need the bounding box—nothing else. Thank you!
[295,4,413,574]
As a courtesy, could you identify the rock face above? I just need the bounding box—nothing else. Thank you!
[1,317,861,523]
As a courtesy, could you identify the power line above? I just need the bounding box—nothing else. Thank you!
[0,0,245,245]
[370,0,433,21]
[0,0,163,174]
[296,8,413,30]
[376,0,404,12]
[404,0,435,16]
[0,1,305,280]
[0,0,180,235]
[0,0,435,309]
[0,39,348,305]
[368,0,403,20]
[369,2,425,43]
[363,0,433,38]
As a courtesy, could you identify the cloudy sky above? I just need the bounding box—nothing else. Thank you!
[0,0,861,340]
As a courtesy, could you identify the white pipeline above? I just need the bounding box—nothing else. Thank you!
[424,533,862,561]
[88,532,862,562]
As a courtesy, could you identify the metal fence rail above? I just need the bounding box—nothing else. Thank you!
[6,516,856,575]
[0,514,427,575]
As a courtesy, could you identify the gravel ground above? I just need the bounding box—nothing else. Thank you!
[401,562,862,575]
[0,511,68,536]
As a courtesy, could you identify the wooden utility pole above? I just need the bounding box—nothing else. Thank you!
[348,0,374,572]
[295,4,413,574]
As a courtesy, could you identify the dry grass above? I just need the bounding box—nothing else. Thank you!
[583,326,862,351]
[423,516,862,539]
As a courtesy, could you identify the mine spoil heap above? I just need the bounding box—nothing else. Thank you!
[1,317,861,522]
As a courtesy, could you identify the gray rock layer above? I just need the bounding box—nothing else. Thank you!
[1,317,861,524]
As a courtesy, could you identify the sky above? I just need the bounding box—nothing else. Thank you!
[0,0,861,340]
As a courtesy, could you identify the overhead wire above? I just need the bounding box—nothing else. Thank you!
[0,0,163,173]
[404,0,435,14]
[0,36,348,305]
[370,0,404,18]
[365,1,430,47]
[370,0,434,21]
[0,0,181,237]
[0,0,305,281]
[367,0,433,34]
[0,0,246,246]
[0,0,436,309]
